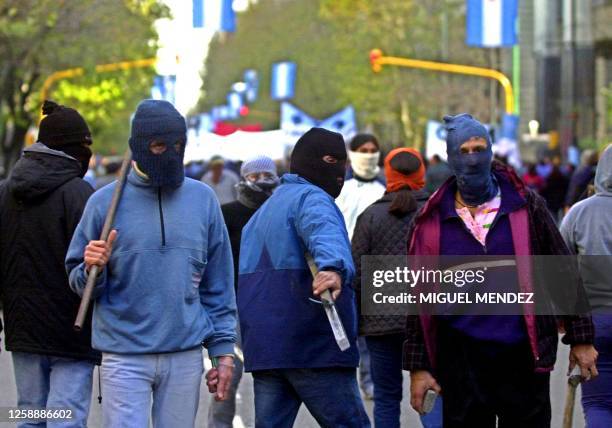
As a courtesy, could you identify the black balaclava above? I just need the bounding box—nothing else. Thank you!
[37,100,93,177]
[129,99,187,188]
[290,127,347,198]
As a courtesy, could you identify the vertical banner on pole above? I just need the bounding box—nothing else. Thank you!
[193,0,236,32]
[244,69,259,103]
[271,62,297,100]
[466,0,518,47]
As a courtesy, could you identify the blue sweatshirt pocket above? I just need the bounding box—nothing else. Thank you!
[188,256,207,302]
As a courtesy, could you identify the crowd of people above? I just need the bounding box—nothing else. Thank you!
[0,99,610,428]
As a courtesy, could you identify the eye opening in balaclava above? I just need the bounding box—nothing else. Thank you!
[444,113,497,206]
[290,127,347,198]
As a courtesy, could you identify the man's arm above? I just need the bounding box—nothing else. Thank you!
[529,193,597,380]
[65,196,109,299]
[295,191,355,286]
[200,198,237,358]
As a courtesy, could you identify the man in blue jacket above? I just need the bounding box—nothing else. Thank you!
[238,128,370,428]
[66,100,237,428]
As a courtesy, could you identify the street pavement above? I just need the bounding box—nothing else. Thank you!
[0,320,584,427]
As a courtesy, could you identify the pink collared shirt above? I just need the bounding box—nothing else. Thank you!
[455,191,501,246]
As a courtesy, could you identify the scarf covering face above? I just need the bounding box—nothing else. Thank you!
[129,100,187,188]
[384,147,425,192]
[349,150,380,180]
[444,113,497,205]
[290,127,347,198]
[236,176,279,209]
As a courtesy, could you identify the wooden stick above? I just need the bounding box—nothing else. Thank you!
[562,366,583,428]
[74,148,132,331]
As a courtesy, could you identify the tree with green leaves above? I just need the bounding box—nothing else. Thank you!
[0,0,168,176]
[199,0,499,151]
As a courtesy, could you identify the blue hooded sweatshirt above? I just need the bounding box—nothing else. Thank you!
[66,169,237,356]
[238,174,359,371]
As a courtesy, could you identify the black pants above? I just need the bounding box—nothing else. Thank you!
[436,324,551,428]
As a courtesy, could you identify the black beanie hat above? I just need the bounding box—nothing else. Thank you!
[37,100,93,177]
[290,127,347,198]
[38,100,92,147]
[349,133,379,151]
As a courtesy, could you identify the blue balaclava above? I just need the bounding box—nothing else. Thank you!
[129,100,187,187]
[444,113,497,205]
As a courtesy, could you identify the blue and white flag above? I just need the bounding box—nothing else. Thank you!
[193,0,236,32]
[319,106,357,141]
[198,113,214,134]
[271,62,297,100]
[227,91,243,113]
[151,75,176,104]
[426,120,448,161]
[211,105,234,121]
[466,0,518,47]
[280,102,316,138]
[493,113,522,169]
[243,69,259,103]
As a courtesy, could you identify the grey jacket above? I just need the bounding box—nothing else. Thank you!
[560,144,612,311]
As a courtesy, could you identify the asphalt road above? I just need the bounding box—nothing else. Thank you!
[0,321,584,427]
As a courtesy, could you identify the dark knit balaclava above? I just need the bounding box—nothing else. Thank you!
[290,127,347,198]
[129,100,187,188]
[37,100,93,177]
[444,113,497,205]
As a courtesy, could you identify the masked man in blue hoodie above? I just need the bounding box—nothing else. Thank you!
[238,128,370,428]
[66,100,237,428]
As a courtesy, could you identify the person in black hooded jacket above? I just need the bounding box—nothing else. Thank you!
[352,148,442,428]
[0,101,99,426]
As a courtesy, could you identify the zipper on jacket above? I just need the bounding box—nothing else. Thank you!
[157,187,166,246]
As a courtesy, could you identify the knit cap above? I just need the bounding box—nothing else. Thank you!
[240,155,277,178]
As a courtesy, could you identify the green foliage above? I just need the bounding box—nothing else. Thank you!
[0,0,169,171]
[198,0,495,151]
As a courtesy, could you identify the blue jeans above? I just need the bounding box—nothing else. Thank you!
[253,367,371,428]
[365,334,442,428]
[100,347,203,428]
[12,352,95,428]
[582,315,612,428]
[358,336,373,393]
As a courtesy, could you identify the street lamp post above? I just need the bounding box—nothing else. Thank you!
[369,49,515,115]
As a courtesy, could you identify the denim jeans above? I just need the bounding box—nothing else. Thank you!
[252,367,371,428]
[357,336,374,395]
[12,352,95,428]
[582,315,612,428]
[100,347,203,428]
[365,334,443,428]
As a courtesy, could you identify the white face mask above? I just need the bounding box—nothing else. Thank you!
[349,150,380,180]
